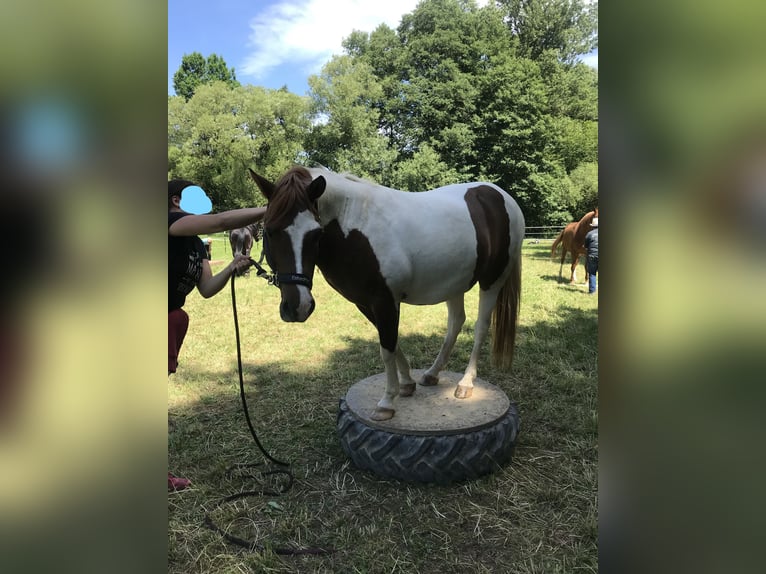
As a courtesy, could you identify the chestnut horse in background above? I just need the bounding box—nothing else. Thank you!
[550,209,598,283]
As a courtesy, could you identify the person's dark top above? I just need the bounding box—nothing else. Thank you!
[169,212,209,311]
[584,228,598,258]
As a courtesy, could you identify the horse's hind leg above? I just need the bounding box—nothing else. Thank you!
[455,289,498,399]
[395,347,416,397]
[559,250,566,279]
[421,295,466,386]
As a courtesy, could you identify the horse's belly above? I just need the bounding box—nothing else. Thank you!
[393,265,476,305]
[322,264,471,307]
[378,244,477,304]
[400,283,471,305]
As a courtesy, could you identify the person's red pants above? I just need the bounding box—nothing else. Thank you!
[168,308,189,374]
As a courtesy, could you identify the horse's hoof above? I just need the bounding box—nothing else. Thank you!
[370,407,395,421]
[399,383,415,397]
[454,385,473,399]
[420,374,439,386]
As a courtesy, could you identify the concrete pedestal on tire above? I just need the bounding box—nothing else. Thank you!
[337,370,520,484]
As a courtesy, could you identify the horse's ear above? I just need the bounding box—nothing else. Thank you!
[308,175,326,202]
[249,168,275,201]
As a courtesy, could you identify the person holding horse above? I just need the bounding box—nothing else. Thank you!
[168,179,266,490]
[583,216,598,294]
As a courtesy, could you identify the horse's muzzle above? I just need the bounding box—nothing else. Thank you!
[279,298,315,322]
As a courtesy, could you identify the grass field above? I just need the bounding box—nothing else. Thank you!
[168,236,598,573]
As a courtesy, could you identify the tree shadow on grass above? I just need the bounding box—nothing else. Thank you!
[541,273,568,283]
[167,304,598,573]
[539,273,591,291]
[168,331,452,473]
[170,303,597,472]
[514,304,598,445]
[525,242,559,260]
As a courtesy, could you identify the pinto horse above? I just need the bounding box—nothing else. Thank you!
[550,209,598,283]
[228,223,261,276]
[248,166,524,421]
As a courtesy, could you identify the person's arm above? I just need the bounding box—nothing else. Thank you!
[169,207,266,237]
[196,255,253,299]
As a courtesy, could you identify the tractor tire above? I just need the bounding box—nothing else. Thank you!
[336,371,520,484]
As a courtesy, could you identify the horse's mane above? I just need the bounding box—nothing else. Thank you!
[340,172,378,186]
[306,165,384,190]
[265,165,320,228]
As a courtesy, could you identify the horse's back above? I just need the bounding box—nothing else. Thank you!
[318,177,523,304]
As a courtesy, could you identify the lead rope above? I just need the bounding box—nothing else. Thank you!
[202,265,333,556]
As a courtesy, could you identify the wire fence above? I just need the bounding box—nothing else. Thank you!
[524,226,563,241]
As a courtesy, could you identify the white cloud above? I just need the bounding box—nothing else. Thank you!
[241,0,486,80]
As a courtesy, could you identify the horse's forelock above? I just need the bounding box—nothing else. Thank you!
[264,166,319,228]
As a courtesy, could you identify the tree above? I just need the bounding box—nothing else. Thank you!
[389,144,462,191]
[499,0,598,63]
[168,82,311,210]
[393,0,488,174]
[302,0,598,225]
[306,55,396,180]
[172,52,240,101]
[169,0,600,227]
[569,161,598,215]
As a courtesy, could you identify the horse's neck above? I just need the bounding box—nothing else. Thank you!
[576,213,595,237]
[316,175,381,227]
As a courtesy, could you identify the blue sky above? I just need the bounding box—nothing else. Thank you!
[168,0,597,97]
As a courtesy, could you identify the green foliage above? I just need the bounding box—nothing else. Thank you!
[168,0,597,227]
[172,52,240,101]
[310,0,597,225]
[500,0,598,63]
[389,143,462,191]
[305,55,396,180]
[569,161,599,214]
[517,167,578,227]
[168,83,311,210]
[547,116,598,173]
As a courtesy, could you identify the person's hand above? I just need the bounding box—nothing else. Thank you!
[229,254,252,275]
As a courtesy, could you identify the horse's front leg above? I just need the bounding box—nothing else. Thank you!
[570,252,578,284]
[357,302,403,421]
[371,344,400,420]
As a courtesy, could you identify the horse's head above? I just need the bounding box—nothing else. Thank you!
[248,167,325,322]
[229,227,254,276]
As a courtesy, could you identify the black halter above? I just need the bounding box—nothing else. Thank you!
[249,231,313,289]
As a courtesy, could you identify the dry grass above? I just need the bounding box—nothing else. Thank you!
[168,238,598,573]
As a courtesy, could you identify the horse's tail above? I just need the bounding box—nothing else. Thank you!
[550,229,565,258]
[491,250,522,370]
